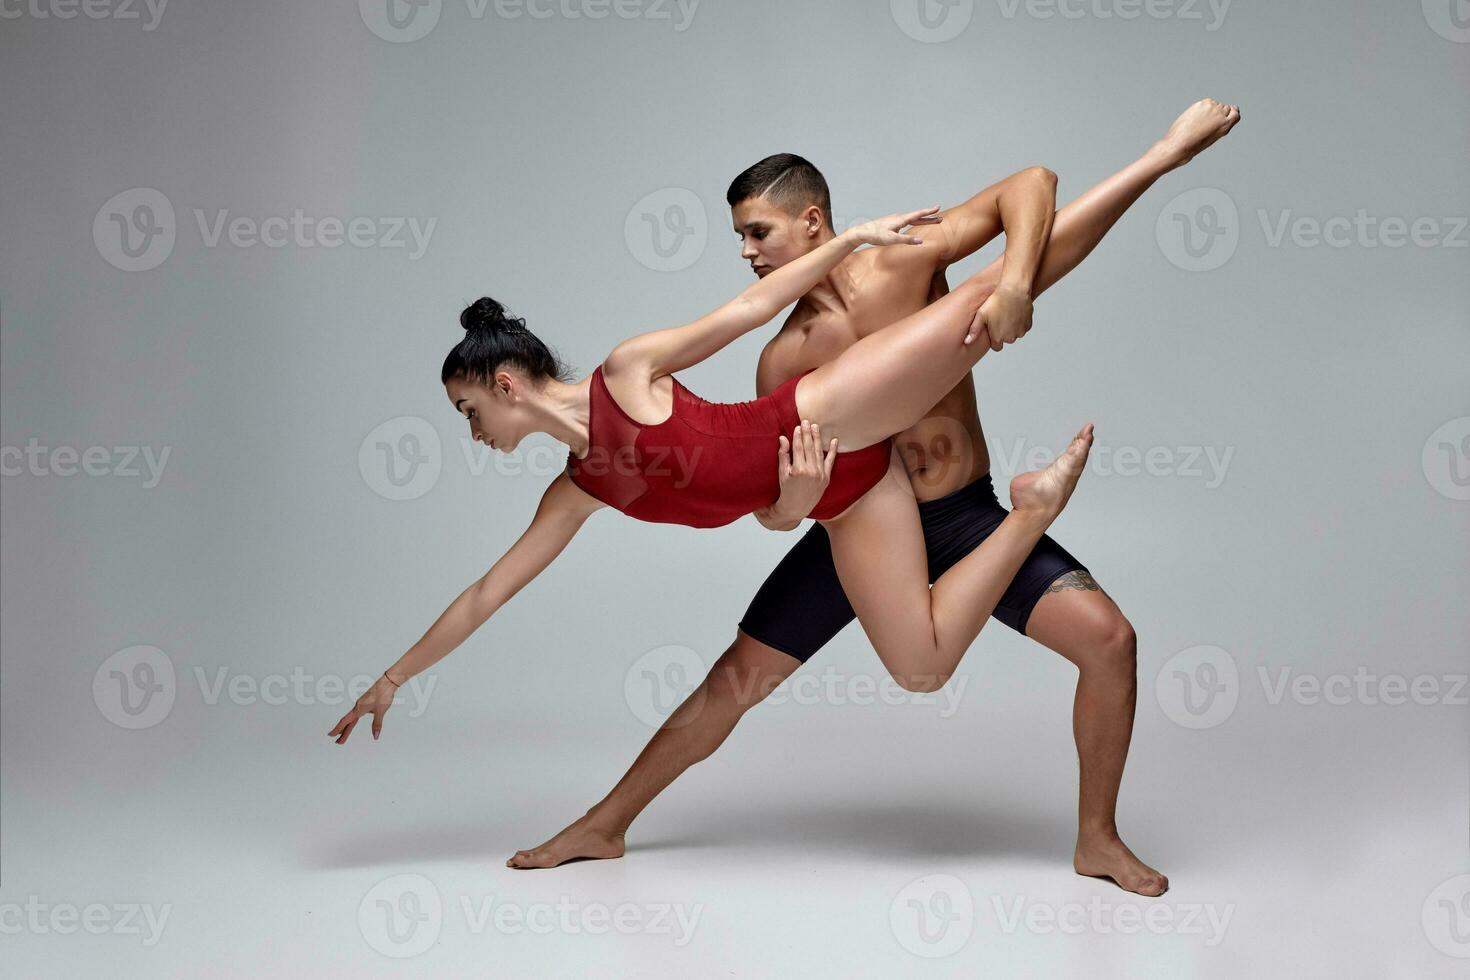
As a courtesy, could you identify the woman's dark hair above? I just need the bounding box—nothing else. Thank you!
[441,297,574,386]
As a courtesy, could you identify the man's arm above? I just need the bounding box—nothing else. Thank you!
[928,165,1058,271]
[884,166,1057,347]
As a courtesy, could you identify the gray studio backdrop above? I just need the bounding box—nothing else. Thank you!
[2,1,1467,976]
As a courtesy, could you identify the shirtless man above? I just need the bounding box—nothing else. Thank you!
[507,99,1241,896]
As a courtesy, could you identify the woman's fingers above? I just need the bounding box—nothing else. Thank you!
[823,436,839,479]
[371,708,384,740]
[898,206,942,227]
[331,711,359,744]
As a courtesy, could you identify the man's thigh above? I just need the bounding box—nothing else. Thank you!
[737,521,860,665]
[1023,569,1134,668]
[920,475,1092,637]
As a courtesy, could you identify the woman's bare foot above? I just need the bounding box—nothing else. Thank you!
[1153,97,1242,170]
[506,812,625,870]
[1074,833,1169,897]
[1010,424,1094,520]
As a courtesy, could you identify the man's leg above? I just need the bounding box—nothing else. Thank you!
[1021,574,1166,896]
[507,524,856,869]
[908,475,1164,896]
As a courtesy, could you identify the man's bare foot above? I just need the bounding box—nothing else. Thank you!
[1075,833,1169,897]
[506,813,625,870]
[1010,424,1094,520]
[1154,98,1242,169]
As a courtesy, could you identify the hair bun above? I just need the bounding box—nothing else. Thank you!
[461,296,529,335]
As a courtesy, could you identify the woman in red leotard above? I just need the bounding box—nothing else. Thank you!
[331,205,1094,744]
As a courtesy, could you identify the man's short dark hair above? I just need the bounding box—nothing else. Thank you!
[726,153,833,229]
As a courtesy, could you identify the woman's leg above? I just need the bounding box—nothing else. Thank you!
[823,432,1092,689]
[793,273,998,452]
[979,97,1244,304]
[796,98,1243,451]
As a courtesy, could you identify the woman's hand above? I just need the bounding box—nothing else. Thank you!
[769,420,837,527]
[845,207,942,248]
[328,673,401,744]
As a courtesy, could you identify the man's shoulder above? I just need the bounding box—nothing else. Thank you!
[862,234,945,280]
[755,322,806,395]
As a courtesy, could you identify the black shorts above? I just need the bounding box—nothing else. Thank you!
[737,474,1088,663]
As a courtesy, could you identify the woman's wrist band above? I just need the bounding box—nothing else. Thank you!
[382,670,403,688]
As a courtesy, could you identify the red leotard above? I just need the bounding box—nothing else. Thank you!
[564,363,892,529]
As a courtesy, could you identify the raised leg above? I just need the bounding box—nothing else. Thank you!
[796,98,1242,450]
[977,98,1242,304]
[824,432,1092,690]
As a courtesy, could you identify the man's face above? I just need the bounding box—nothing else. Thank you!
[731,195,824,278]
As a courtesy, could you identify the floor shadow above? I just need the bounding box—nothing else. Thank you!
[300,798,1073,870]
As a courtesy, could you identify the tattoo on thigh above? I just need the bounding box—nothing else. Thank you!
[1044,570,1102,594]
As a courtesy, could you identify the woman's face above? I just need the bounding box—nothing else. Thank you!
[446,372,531,453]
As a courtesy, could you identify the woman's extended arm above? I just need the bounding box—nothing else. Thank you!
[328,473,602,743]
[609,208,941,380]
